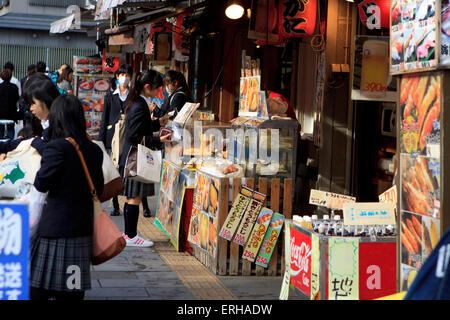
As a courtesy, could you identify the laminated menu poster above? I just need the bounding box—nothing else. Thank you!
[239,76,261,117]
[232,191,266,246]
[155,161,186,251]
[255,213,285,268]
[218,186,253,241]
[242,207,274,262]
[187,171,220,258]
[390,0,437,74]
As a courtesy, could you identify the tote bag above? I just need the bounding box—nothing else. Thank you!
[92,140,125,202]
[66,137,126,265]
[0,139,41,198]
[124,142,162,184]
[111,113,126,168]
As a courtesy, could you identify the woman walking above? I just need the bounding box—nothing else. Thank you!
[119,69,171,247]
[29,95,104,300]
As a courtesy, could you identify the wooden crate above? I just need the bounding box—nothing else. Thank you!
[192,177,294,276]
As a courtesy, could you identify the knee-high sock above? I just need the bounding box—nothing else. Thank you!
[142,197,149,211]
[123,202,129,236]
[125,204,139,239]
[112,196,120,210]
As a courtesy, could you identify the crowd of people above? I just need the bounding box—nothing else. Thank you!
[0,58,193,300]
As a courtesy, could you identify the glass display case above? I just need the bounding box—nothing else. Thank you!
[230,117,298,179]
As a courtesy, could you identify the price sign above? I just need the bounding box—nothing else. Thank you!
[343,202,395,226]
[309,189,356,210]
[379,186,397,209]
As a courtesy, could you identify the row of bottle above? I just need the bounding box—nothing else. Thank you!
[293,214,396,237]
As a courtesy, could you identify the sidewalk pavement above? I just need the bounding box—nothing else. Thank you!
[86,196,306,300]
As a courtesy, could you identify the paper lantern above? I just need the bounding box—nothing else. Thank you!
[174,13,190,56]
[278,0,317,39]
[358,0,390,29]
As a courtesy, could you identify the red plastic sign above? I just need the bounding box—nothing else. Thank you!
[290,228,312,296]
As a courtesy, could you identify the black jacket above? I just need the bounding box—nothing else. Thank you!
[0,81,19,121]
[34,138,104,238]
[118,96,161,175]
[152,88,192,118]
[98,91,127,149]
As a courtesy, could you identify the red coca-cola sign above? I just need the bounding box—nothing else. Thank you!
[290,228,312,296]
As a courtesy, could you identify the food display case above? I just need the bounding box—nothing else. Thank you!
[230,117,298,179]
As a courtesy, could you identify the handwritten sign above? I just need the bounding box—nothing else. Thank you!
[328,237,359,300]
[218,187,253,241]
[343,202,395,226]
[242,208,273,262]
[233,192,266,246]
[255,213,285,268]
[309,189,356,210]
[310,233,320,300]
[378,186,397,209]
[0,203,29,300]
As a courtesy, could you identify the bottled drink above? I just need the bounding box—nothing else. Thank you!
[303,216,313,231]
[312,215,319,233]
[334,215,343,236]
[293,215,303,227]
[319,214,330,235]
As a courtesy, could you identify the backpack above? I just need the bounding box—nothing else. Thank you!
[110,113,126,168]
[404,227,450,300]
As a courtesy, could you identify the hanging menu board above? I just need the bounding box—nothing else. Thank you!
[390,0,438,74]
[399,72,441,291]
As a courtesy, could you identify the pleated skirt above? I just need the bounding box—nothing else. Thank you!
[122,177,155,198]
[29,236,92,292]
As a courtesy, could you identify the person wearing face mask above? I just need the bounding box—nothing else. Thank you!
[98,64,133,216]
[119,69,172,247]
[152,70,193,118]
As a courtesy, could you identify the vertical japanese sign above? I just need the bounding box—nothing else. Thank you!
[279,222,291,300]
[279,0,317,39]
[0,203,29,300]
[310,233,320,300]
[289,227,312,297]
[328,238,359,300]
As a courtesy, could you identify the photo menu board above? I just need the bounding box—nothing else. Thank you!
[390,0,438,74]
[399,72,441,291]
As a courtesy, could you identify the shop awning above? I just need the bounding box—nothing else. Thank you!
[50,14,75,34]
[95,0,127,20]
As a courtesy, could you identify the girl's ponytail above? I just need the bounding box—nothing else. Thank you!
[125,71,143,115]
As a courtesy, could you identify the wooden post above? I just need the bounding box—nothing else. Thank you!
[281,178,293,274]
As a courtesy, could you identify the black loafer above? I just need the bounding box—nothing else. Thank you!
[143,209,152,218]
[110,209,121,216]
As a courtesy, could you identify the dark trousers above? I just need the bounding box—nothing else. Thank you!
[0,123,15,139]
[30,287,85,300]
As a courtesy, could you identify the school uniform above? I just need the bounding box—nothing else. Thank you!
[30,138,104,293]
[119,95,161,198]
[98,88,128,150]
[152,88,191,118]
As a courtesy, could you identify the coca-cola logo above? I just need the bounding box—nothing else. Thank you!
[290,237,311,277]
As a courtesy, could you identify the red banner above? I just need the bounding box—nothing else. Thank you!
[290,228,312,296]
[279,0,317,39]
[358,0,390,29]
[358,242,397,300]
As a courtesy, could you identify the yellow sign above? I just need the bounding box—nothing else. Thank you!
[309,189,356,210]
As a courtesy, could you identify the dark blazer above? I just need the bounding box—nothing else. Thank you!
[34,138,104,238]
[0,81,19,120]
[98,91,127,149]
[0,138,24,154]
[152,88,192,118]
[118,96,161,175]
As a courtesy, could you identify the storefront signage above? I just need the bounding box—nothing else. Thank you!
[290,227,312,297]
[279,0,317,39]
[379,185,397,208]
[390,0,438,74]
[218,186,253,241]
[328,238,359,300]
[255,213,285,268]
[343,202,395,225]
[233,192,265,246]
[0,203,29,300]
[309,189,356,210]
[359,242,397,300]
[358,0,390,29]
[243,208,273,262]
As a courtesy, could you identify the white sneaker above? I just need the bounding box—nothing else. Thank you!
[125,235,154,247]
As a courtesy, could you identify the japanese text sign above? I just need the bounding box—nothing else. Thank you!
[242,207,273,262]
[233,192,265,246]
[309,189,356,210]
[279,0,317,39]
[379,185,397,209]
[255,213,285,268]
[328,238,359,300]
[0,203,29,300]
[343,202,395,225]
[310,233,320,300]
[290,227,312,297]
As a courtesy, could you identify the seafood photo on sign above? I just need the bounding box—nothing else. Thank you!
[401,154,439,217]
[402,0,416,22]
[391,0,402,26]
[416,28,436,62]
[200,212,209,251]
[401,211,423,269]
[208,216,217,257]
[391,34,404,67]
[188,206,201,246]
[421,216,440,256]
[400,74,440,155]
[404,29,416,64]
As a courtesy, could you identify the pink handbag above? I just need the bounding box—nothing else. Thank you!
[67,137,126,265]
